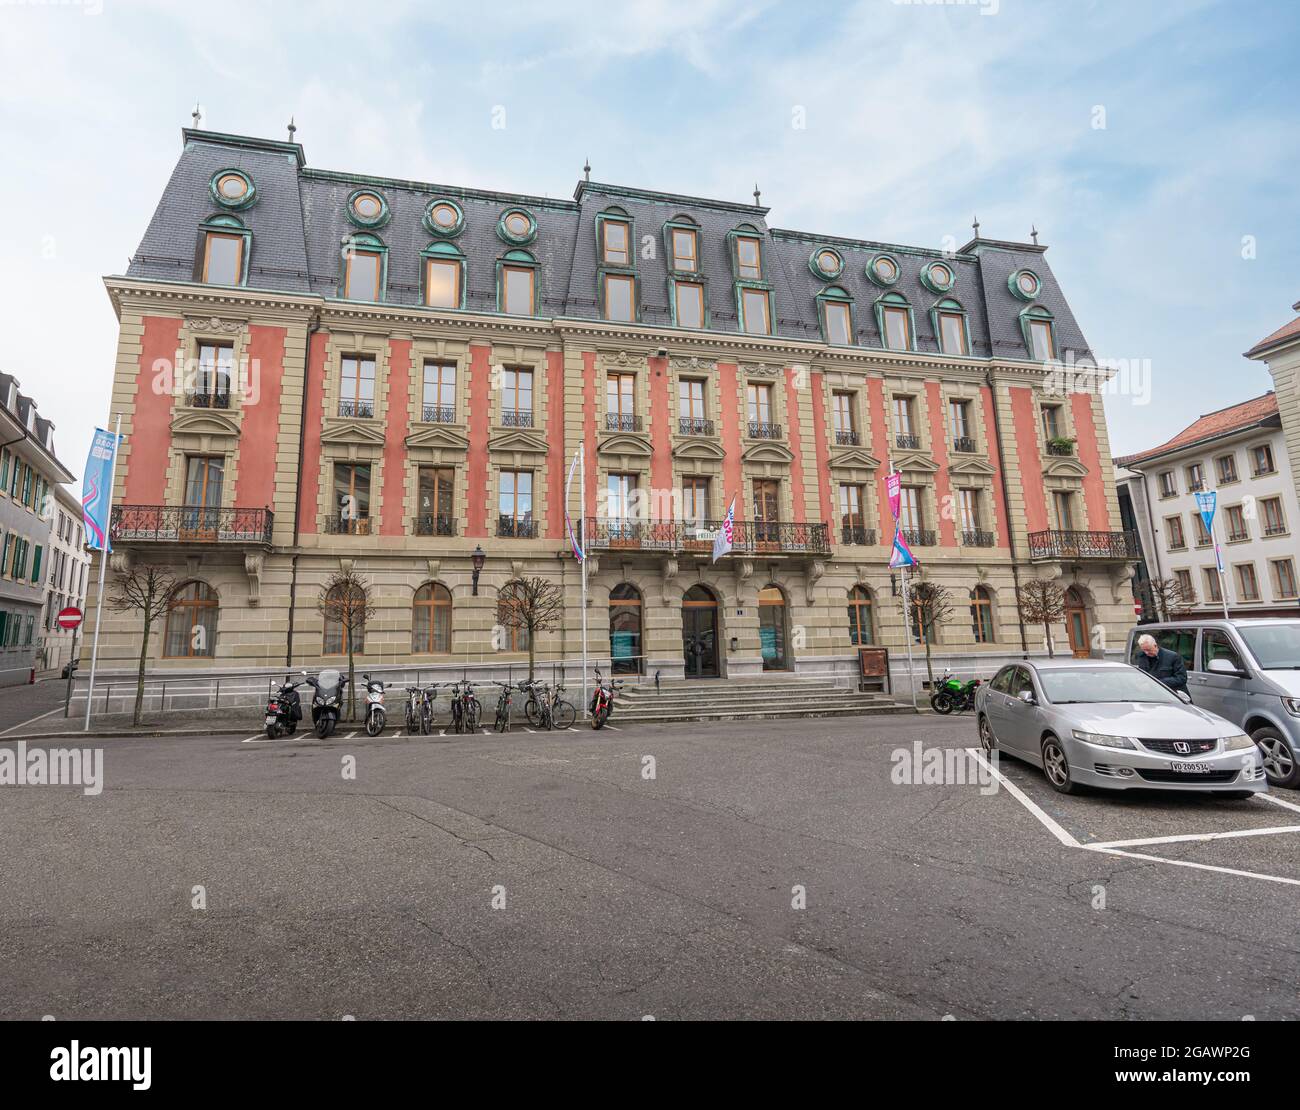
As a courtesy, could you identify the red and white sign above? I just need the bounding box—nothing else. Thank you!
[57,607,83,631]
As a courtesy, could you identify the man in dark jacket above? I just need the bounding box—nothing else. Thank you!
[1135,634,1189,694]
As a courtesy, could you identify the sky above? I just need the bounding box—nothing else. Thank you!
[2,0,1298,483]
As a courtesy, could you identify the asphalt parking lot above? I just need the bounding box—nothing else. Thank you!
[1,712,1297,1020]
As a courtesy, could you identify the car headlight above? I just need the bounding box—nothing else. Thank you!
[1282,697,1300,717]
[1072,729,1136,750]
[1222,733,1255,751]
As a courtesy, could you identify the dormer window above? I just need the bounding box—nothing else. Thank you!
[498,250,538,315]
[1019,305,1056,360]
[199,215,250,286]
[931,298,970,356]
[603,273,635,322]
[876,293,914,351]
[422,242,464,309]
[740,288,771,335]
[670,226,698,272]
[673,280,705,329]
[816,287,853,346]
[602,218,630,266]
[735,235,762,280]
[342,234,386,302]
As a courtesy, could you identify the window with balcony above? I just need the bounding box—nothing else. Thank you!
[416,466,455,536]
[960,489,991,545]
[1174,569,1196,603]
[950,399,974,452]
[1225,504,1248,542]
[682,476,710,523]
[1158,471,1177,498]
[421,361,456,423]
[679,379,709,435]
[833,392,858,446]
[1215,454,1238,484]
[1185,463,1205,492]
[331,462,371,535]
[1041,404,1063,441]
[1204,567,1223,603]
[501,368,533,427]
[191,343,232,408]
[893,395,918,448]
[603,273,635,322]
[182,456,224,538]
[1052,490,1076,531]
[740,287,771,335]
[839,483,868,545]
[752,478,780,543]
[899,485,922,531]
[1272,558,1299,600]
[1251,443,1276,476]
[1193,513,1211,546]
[747,382,778,437]
[1165,515,1186,550]
[498,470,535,538]
[606,473,638,533]
[674,281,705,329]
[1235,562,1260,602]
[339,355,376,419]
[606,373,637,431]
[1261,496,1287,536]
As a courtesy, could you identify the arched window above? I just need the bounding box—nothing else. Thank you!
[875,292,914,351]
[497,588,530,652]
[163,581,218,658]
[970,586,995,644]
[930,298,970,356]
[421,241,465,310]
[323,582,367,655]
[816,286,854,346]
[1019,305,1056,361]
[412,582,452,654]
[341,232,387,302]
[847,586,874,646]
[609,583,643,675]
[497,249,538,316]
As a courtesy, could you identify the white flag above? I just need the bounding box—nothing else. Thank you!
[565,445,584,561]
[711,496,736,563]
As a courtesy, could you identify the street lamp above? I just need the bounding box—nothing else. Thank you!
[471,544,486,596]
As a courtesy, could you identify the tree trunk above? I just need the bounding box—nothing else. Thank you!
[923,636,934,687]
[346,642,357,721]
[527,627,536,682]
[1043,621,1054,658]
[134,616,151,727]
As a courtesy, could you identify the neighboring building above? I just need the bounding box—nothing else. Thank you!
[1115,392,1300,619]
[1247,300,1300,512]
[0,373,76,686]
[40,484,90,673]
[84,126,1137,689]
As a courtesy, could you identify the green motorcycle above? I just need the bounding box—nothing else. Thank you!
[930,671,981,715]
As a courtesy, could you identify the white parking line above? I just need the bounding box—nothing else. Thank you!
[343,731,357,739]
[1259,792,1300,815]
[1088,825,1300,850]
[968,748,1080,848]
[1087,845,1300,888]
[605,725,621,731]
[523,728,534,733]
[0,706,64,735]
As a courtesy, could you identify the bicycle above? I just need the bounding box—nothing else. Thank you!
[419,683,443,735]
[449,681,482,735]
[492,681,515,733]
[549,679,576,730]
[404,685,423,732]
[521,680,552,729]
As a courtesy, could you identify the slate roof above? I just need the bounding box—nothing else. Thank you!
[1114,392,1280,467]
[124,129,1094,362]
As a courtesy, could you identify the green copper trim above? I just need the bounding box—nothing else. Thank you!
[423,198,466,238]
[816,285,855,346]
[874,291,915,352]
[1008,268,1041,302]
[209,169,256,211]
[866,253,901,288]
[495,249,540,316]
[419,241,467,310]
[919,260,957,295]
[497,208,538,246]
[1018,304,1055,359]
[200,214,252,286]
[809,246,845,282]
[338,232,388,302]
[928,297,972,356]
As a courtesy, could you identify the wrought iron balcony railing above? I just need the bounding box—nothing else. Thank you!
[412,515,457,537]
[748,421,782,439]
[497,516,538,539]
[185,391,230,409]
[952,436,976,453]
[896,433,921,450]
[606,413,642,432]
[324,514,372,536]
[338,399,374,419]
[500,411,534,428]
[585,518,830,556]
[679,417,714,436]
[110,505,273,546]
[840,525,876,546]
[1028,529,1140,560]
[421,404,455,424]
[961,529,996,547]
[835,429,860,447]
[1045,440,1074,456]
[901,528,936,546]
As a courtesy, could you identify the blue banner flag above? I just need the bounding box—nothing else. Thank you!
[889,526,916,569]
[82,428,119,552]
[1195,490,1216,533]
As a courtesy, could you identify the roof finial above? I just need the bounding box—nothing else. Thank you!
[287,116,297,142]
[191,102,202,129]
[583,157,590,183]
[972,214,980,239]
[1030,224,1039,245]
[753,183,761,205]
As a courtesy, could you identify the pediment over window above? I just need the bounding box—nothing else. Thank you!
[596,432,652,458]
[170,409,241,440]
[828,448,881,472]
[741,441,795,465]
[321,419,387,447]
[948,456,997,477]
[893,451,939,475]
[1043,456,1089,479]
[405,425,469,452]
[671,437,727,461]
[487,428,549,455]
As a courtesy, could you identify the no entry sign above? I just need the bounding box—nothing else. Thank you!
[57,607,83,631]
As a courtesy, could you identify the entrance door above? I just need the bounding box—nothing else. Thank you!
[609,583,643,675]
[682,585,719,678]
[758,584,789,670]
[1064,587,1090,658]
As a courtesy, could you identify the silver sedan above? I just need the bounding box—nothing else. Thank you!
[975,659,1267,797]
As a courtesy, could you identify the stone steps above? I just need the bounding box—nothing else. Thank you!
[601,676,908,723]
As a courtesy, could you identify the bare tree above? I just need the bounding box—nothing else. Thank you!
[906,579,954,687]
[1146,575,1194,621]
[497,576,565,680]
[317,569,376,721]
[106,562,178,726]
[1016,578,1066,657]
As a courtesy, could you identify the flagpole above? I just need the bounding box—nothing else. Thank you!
[580,443,589,718]
[900,564,917,710]
[84,415,121,732]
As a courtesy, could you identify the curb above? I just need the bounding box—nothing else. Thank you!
[6,727,266,741]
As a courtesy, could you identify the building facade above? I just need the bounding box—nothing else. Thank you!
[1116,392,1300,619]
[40,483,90,673]
[85,128,1137,689]
[0,373,75,686]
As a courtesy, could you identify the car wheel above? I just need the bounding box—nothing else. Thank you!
[977,714,997,755]
[1252,727,1299,788]
[1041,735,1078,794]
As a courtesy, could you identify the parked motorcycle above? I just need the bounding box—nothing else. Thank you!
[930,671,981,715]
[589,668,624,730]
[302,668,348,738]
[362,673,386,737]
[264,677,303,739]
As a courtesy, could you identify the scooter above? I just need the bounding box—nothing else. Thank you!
[930,671,981,715]
[362,673,386,737]
[302,668,348,738]
[264,677,303,739]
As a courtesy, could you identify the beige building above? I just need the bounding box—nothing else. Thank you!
[79,128,1138,707]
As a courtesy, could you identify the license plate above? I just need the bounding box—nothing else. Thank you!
[265,715,277,724]
[1169,760,1214,774]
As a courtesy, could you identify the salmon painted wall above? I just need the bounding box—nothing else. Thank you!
[582,352,598,520]
[465,342,492,538]
[123,316,181,504]
[783,368,808,523]
[545,351,565,540]
[717,362,744,516]
[1009,386,1049,532]
[866,378,893,541]
[233,324,285,510]
[647,356,674,513]
[979,385,1011,550]
[808,372,834,534]
[295,330,329,535]
[1070,391,1110,530]
[925,381,956,547]
[380,339,412,537]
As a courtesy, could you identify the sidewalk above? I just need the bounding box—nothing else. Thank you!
[2,705,267,741]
